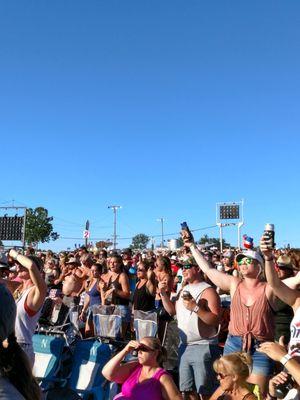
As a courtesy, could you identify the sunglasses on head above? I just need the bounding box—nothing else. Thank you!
[237,257,254,266]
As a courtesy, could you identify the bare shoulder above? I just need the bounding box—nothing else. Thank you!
[208,385,223,400]
[159,372,173,383]
[120,272,129,281]
[159,372,181,395]
[201,286,220,300]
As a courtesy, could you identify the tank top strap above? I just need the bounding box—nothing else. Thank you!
[16,286,34,304]
[152,368,169,381]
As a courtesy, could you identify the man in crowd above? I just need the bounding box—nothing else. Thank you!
[159,256,221,400]
[61,257,85,307]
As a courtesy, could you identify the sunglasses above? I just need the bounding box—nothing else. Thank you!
[183,264,196,270]
[137,268,146,272]
[237,257,254,266]
[138,344,155,353]
[277,265,291,271]
[217,372,229,379]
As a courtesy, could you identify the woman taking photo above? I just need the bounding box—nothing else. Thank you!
[182,232,275,395]
[210,352,257,400]
[102,336,182,400]
[154,256,173,307]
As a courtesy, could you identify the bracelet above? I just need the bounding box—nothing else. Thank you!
[280,353,292,366]
[264,257,274,261]
[267,392,277,400]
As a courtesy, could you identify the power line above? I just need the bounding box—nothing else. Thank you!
[59,224,218,241]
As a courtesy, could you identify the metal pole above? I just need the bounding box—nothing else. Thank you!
[22,208,27,249]
[157,218,165,248]
[113,209,117,249]
[151,236,154,250]
[219,223,223,252]
[108,206,121,250]
[237,222,244,249]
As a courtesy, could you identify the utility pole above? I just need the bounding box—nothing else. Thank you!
[108,206,121,249]
[157,217,165,248]
[85,220,90,248]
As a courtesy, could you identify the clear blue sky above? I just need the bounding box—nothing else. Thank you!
[1,1,299,251]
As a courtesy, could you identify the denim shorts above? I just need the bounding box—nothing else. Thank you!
[116,305,131,323]
[224,334,274,376]
[178,343,221,395]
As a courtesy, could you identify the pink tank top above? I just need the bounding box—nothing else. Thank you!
[114,364,169,400]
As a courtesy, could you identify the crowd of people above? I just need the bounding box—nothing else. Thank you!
[0,226,299,400]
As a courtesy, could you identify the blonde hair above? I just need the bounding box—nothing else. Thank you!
[213,352,252,380]
[143,336,167,366]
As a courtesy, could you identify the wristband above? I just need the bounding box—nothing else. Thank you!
[267,392,277,400]
[264,257,274,261]
[280,353,292,366]
[193,305,200,314]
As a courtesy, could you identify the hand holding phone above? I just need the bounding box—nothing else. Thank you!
[181,222,194,243]
[182,290,193,300]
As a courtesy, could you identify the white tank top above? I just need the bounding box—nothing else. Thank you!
[289,306,300,357]
[15,287,42,345]
[176,281,218,345]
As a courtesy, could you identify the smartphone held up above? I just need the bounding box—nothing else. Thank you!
[181,221,194,244]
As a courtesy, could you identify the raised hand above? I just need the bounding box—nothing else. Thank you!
[260,233,274,260]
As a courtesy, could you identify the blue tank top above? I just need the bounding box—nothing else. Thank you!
[87,281,101,307]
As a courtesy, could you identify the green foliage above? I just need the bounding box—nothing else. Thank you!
[176,236,184,247]
[198,234,230,249]
[131,233,149,250]
[25,207,59,245]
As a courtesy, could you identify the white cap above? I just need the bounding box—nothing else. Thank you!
[235,249,264,266]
